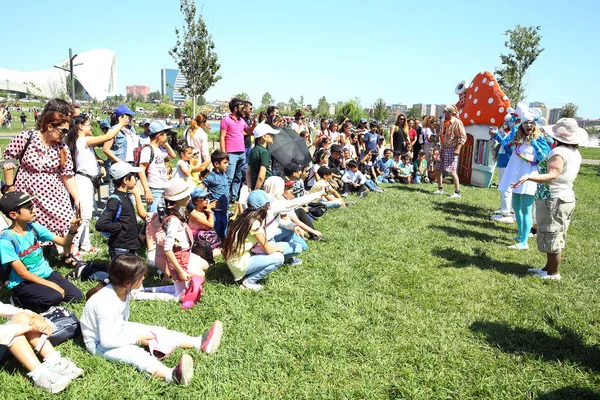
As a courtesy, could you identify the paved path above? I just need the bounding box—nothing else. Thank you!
[582,159,600,165]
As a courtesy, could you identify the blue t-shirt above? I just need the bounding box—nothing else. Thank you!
[203,171,229,211]
[0,222,55,289]
[363,132,380,151]
[376,158,395,178]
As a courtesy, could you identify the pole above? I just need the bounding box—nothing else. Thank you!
[69,48,75,103]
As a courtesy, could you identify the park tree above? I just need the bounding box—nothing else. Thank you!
[335,100,367,125]
[299,95,305,108]
[234,93,250,102]
[373,98,387,122]
[406,107,420,119]
[316,96,329,117]
[261,92,275,108]
[495,25,544,106]
[148,90,162,102]
[561,103,578,118]
[129,97,138,112]
[169,0,221,116]
[289,97,298,112]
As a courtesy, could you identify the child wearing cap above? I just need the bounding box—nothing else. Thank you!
[246,124,279,191]
[202,150,230,240]
[189,187,222,259]
[138,121,177,213]
[96,162,148,260]
[222,190,285,291]
[0,192,84,312]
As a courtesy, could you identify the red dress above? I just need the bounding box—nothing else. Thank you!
[4,130,74,236]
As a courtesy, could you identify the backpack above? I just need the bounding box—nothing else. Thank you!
[0,225,40,287]
[146,213,178,273]
[133,144,154,168]
[98,194,122,238]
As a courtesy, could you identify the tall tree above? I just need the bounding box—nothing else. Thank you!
[561,103,578,118]
[335,100,367,125]
[289,97,298,113]
[234,93,250,102]
[299,95,305,108]
[316,96,329,117]
[169,0,221,116]
[495,25,544,106]
[261,92,275,108]
[373,98,387,122]
[406,107,420,119]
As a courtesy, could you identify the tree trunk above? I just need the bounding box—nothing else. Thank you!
[193,96,197,117]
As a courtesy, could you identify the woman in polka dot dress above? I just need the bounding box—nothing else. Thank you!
[3,112,80,239]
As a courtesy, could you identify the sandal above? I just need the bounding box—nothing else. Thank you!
[62,254,86,278]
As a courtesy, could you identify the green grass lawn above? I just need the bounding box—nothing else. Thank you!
[0,166,600,399]
[579,147,600,160]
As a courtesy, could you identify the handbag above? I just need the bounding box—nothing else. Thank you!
[40,306,81,346]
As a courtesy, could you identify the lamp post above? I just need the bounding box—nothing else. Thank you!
[54,48,83,103]
[5,79,9,92]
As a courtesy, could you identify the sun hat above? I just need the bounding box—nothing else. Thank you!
[114,105,136,117]
[247,190,275,210]
[0,191,37,215]
[149,120,173,135]
[191,186,209,199]
[109,162,142,180]
[549,118,587,145]
[253,124,280,139]
[164,179,192,201]
[443,104,458,114]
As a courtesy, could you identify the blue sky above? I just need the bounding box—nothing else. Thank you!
[3,0,599,118]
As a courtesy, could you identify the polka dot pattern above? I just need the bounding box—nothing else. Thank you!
[454,71,511,126]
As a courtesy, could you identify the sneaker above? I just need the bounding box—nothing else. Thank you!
[357,191,368,198]
[374,187,385,193]
[492,209,503,215]
[46,355,84,380]
[341,192,348,198]
[449,192,462,199]
[493,215,515,224]
[345,201,355,206]
[285,257,303,266]
[432,189,444,195]
[527,267,544,274]
[200,320,224,354]
[537,271,561,281]
[240,279,263,291]
[29,367,72,394]
[507,243,529,250]
[172,354,194,385]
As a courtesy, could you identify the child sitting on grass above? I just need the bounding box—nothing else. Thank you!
[341,160,367,197]
[81,255,223,386]
[316,166,350,208]
[395,153,414,184]
[0,301,83,393]
[413,150,429,184]
[188,186,222,259]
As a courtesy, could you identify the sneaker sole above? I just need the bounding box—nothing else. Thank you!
[202,321,223,354]
[178,354,194,385]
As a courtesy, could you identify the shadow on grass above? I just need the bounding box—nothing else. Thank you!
[432,247,527,276]
[447,217,514,233]
[429,225,497,243]
[204,262,236,285]
[389,184,433,194]
[535,386,600,400]
[470,320,600,373]
[432,201,492,219]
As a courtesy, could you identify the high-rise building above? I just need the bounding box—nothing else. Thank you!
[425,104,437,117]
[160,68,188,103]
[529,101,549,121]
[412,104,427,117]
[436,104,446,120]
[126,85,150,100]
[549,108,563,124]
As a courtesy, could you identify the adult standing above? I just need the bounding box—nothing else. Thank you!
[390,114,408,154]
[421,116,438,160]
[220,98,256,203]
[512,118,585,279]
[2,112,80,238]
[413,117,423,161]
[242,101,255,164]
[432,105,466,199]
[291,111,307,135]
[185,114,210,164]
[102,105,139,194]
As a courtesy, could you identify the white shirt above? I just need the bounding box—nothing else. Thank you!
[140,145,168,189]
[186,128,210,163]
[342,169,366,185]
[75,137,99,176]
[548,146,582,201]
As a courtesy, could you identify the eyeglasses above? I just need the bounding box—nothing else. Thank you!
[54,126,69,135]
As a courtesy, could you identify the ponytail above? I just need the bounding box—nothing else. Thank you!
[85,280,109,300]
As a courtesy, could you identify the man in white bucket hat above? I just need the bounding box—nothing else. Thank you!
[511,118,586,281]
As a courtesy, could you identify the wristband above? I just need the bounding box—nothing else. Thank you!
[68,230,78,235]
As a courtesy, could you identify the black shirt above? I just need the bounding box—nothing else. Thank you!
[243,117,252,148]
[95,190,140,250]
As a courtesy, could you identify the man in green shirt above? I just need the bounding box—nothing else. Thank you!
[246,124,280,191]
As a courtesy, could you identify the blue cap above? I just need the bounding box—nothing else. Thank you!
[149,120,173,134]
[359,118,368,124]
[114,105,135,117]
[247,190,275,210]
[99,118,111,129]
[191,186,209,199]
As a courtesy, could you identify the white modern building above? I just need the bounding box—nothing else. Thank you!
[0,49,117,101]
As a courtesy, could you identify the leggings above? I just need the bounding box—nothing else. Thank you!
[512,193,534,245]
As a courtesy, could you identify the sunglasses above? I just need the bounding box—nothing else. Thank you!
[54,126,69,135]
[195,196,209,201]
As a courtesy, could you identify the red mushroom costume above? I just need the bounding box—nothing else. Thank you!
[453,71,511,187]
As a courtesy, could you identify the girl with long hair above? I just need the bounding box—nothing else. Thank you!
[390,114,408,154]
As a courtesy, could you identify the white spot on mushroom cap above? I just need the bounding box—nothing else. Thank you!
[477,110,481,116]
[490,118,496,124]
[488,98,494,104]
[488,81,494,87]
[474,87,479,93]
[482,77,487,84]
[469,95,472,100]
[502,95,508,100]
[464,113,468,118]
[470,82,474,88]
[470,119,475,124]
[474,99,478,104]
[499,107,505,113]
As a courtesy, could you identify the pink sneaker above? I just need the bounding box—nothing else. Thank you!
[181,276,205,309]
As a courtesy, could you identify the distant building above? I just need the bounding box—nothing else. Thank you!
[436,104,446,120]
[576,118,600,129]
[276,102,290,112]
[328,103,336,116]
[160,68,188,103]
[412,103,427,117]
[425,104,437,117]
[529,101,549,121]
[126,85,150,100]
[549,108,563,124]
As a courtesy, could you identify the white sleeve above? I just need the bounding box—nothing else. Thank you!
[95,306,138,349]
[163,218,180,252]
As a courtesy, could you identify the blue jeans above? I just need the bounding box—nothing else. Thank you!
[226,152,246,202]
[109,247,138,260]
[274,228,308,252]
[321,199,342,209]
[413,175,422,184]
[148,187,164,213]
[244,253,285,284]
[213,210,228,240]
[377,176,395,183]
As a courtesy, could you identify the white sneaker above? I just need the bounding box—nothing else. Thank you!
[341,192,348,198]
[492,209,503,215]
[432,189,444,195]
[449,192,461,199]
[493,215,515,224]
[29,366,72,394]
[507,243,529,250]
[537,271,561,281]
[45,353,84,380]
[527,267,544,274]
[240,280,263,291]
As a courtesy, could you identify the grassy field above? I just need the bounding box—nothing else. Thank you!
[579,147,600,160]
[0,165,599,399]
